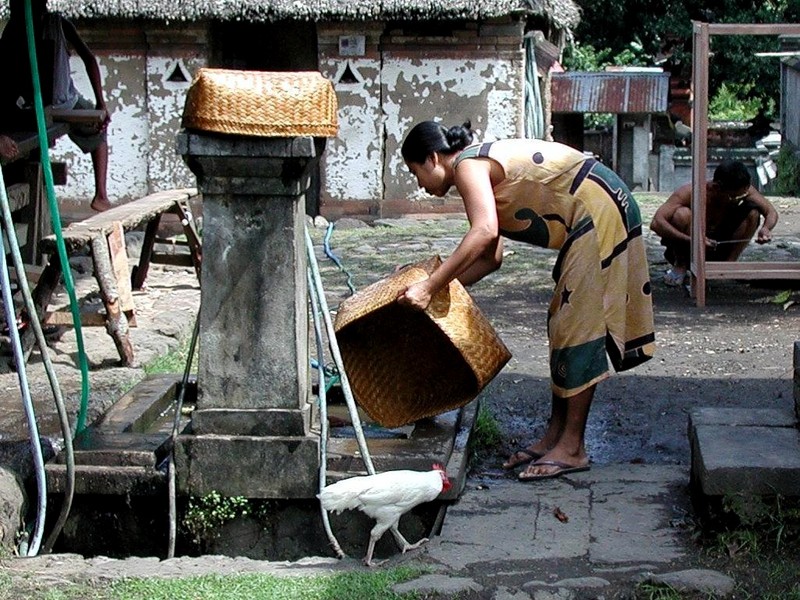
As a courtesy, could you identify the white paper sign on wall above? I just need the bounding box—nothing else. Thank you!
[339,35,365,57]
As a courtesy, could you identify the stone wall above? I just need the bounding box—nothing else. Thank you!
[52,18,525,217]
[318,18,525,218]
[53,23,207,208]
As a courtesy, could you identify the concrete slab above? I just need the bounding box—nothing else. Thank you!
[174,433,320,498]
[689,407,796,429]
[692,425,800,496]
[426,479,591,571]
[45,464,166,496]
[425,465,688,572]
[580,465,686,565]
[589,480,685,563]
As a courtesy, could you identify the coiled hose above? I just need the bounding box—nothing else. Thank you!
[0,175,74,555]
[0,181,46,556]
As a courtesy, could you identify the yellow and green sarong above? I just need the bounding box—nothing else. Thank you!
[455,139,655,397]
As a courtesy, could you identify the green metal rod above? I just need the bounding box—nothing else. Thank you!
[23,0,90,433]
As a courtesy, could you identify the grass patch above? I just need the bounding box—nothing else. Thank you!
[0,567,427,600]
[106,567,425,600]
[472,404,503,451]
[633,582,682,600]
[143,331,198,376]
[0,579,102,600]
[469,403,503,465]
[697,493,800,597]
[0,572,11,598]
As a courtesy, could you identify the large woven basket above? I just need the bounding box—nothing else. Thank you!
[334,256,512,428]
[181,68,338,137]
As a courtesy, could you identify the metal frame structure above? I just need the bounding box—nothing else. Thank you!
[690,22,800,307]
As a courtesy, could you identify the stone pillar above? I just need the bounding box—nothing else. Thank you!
[794,341,800,422]
[173,69,337,499]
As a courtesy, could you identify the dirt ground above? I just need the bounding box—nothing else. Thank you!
[468,193,800,471]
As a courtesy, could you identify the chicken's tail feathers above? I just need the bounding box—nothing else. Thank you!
[317,489,358,514]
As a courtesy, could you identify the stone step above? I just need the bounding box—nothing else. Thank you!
[43,375,477,500]
[45,463,166,496]
[689,407,800,496]
[53,431,171,468]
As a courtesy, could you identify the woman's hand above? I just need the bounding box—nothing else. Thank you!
[396,281,433,311]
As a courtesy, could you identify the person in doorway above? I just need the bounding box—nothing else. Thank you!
[397,121,656,481]
[0,0,112,211]
[650,159,778,286]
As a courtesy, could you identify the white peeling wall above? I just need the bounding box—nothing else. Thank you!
[317,18,525,215]
[53,54,150,205]
[51,48,204,207]
[146,56,205,191]
[320,58,383,204]
[382,57,523,201]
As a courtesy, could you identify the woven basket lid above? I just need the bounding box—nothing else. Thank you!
[334,256,512,428]
[181,68,338,137]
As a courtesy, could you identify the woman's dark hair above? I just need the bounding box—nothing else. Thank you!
[401,120,474,164]
[713,159,751,192]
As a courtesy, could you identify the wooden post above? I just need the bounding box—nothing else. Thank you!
[90,235,134,366]
[690,21,710,307]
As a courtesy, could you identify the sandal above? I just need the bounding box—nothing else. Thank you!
[502,447,544,470]
[518,460,591,482]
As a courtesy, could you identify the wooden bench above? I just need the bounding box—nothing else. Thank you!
[23,188,202,367]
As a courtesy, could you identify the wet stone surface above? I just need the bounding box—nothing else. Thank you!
[2,194,800,597]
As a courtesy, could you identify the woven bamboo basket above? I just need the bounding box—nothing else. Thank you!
[181,68,338,137]
[334,256,512,428]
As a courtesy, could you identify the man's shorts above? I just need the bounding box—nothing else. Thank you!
[67,95,106,154]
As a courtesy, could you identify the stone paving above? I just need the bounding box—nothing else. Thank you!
[2,206,799,597]
[3,465,736,598]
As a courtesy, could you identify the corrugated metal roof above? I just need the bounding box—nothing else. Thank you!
[551,71,670,114]
[0,0,581,30]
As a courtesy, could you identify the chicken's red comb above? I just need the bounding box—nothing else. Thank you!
[432,462,446,471]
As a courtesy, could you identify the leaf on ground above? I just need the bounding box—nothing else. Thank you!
[771,290,792,304]
[553,506,569,523]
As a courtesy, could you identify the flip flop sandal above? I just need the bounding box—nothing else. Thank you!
[518,460,591,482]
[502,448,544,470]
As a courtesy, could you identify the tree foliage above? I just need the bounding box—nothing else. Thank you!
[569,0,799,119]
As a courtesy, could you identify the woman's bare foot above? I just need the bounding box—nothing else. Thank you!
[91,196,112,212]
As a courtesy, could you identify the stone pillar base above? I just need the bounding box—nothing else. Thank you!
[190,406,311,437]
[175,434,319,498]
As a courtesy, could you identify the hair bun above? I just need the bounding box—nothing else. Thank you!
[445,121,474,152]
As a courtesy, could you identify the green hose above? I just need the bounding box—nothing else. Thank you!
[23,0,90,434]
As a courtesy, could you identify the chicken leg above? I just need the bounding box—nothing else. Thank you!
[390,526,429,553]
[364,533,387,567]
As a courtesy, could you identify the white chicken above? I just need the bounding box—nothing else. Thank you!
[317,463,452,566]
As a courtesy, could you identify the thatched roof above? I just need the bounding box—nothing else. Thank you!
[1,0,580,31]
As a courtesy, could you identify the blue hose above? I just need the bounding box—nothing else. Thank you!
[322,222,356,296]
[0,180,46,556]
